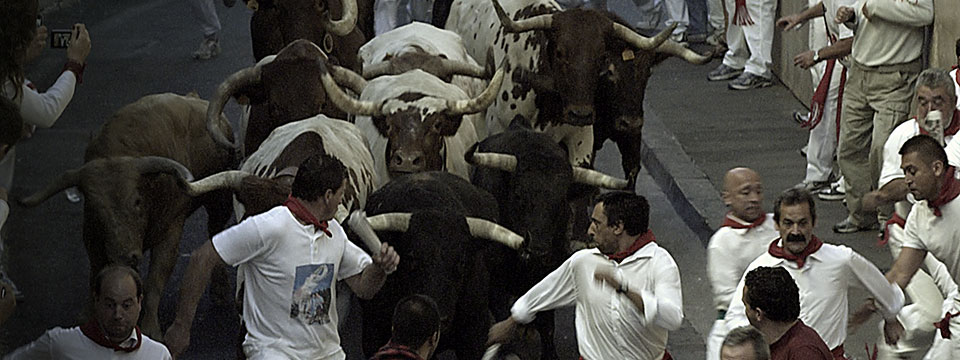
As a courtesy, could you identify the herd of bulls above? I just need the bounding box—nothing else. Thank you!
[19,0,711,358]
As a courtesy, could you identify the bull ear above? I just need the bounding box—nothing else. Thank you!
[432,114,462,136]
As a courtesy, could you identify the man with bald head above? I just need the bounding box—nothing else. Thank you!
[705,167,779,360]
[5,265,172,359]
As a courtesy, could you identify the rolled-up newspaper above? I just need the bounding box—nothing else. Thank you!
[346,210,383,254]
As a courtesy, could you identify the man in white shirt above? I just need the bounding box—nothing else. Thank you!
[487,191,683,359]
[706,167,778,360]
[951,38,960,110]
[724,188,905,359]
[831,0,933,234]
[4,265,172,359]
[885,135,960,356]
[163,153,400,359]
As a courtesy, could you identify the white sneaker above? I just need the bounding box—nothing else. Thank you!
[193,38,221,60]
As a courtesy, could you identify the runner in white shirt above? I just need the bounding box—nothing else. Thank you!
[163,154,400,359]
[724,188,905,359]
[5,266,172,360]
[886,135,960,357]
[488,192,683,360]
[950,38,960,110]
[705,168,778,360]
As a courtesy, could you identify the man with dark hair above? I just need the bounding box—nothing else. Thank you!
[739,266,830,359]
[885,134,960,356]
[165,153,400,359]
[706,168,779,360]
[724,188,904,359]
[488,191,683,359]
[370,294,441,360]
[721,325,770,360]
[5,265,172,359]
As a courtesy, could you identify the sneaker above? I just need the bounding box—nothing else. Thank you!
[795,180,830,194]
[193,38,221,60]
[793,110,808,125]
[818,181,846,201]
[708,64,743,81]
[706,30,725,47]
[728,73,773,90]
[833,217,879,234]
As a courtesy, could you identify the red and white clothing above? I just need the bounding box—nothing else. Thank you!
[705,213,777,360]
[4,326,171,359]
[511,240,683,360]
[951,68,960,111]
[213,205,372,360]
[769,320,833,360]
[725,239,905,353]
[720,0,777,78]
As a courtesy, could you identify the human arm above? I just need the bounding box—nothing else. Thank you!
[344,242,399,299]
[707,235,750,311]
[865,125,913,210]
[14,24,91,129]
[847,250,905,344]
[862,0,933,27]
[793,38,853,69]
[835,6,858,31]
[777,2,825,31]
[488,256,578,345]
[163,241,228,358]
[864,179,908,211]
[886,247,927,291]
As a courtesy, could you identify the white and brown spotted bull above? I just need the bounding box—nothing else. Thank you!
[18,93,241,338]
[319,58,504,182]
[447,0,707,176]
[205,39,368,157]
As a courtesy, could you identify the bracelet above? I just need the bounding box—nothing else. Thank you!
[63,60,86,84]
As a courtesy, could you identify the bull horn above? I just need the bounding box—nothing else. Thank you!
[492,0,553,33]
[186,170,250,197]
[366,213,412,232]
[438,59,488,79]
[135,156,195,182]
[322,0,358,36]
[656,40,710,64]
[465,217,524,249]
[446,66,505,116]
[329,63,368,94]
[469,152,517,172]
[612,22,675,51]
[319,60,382,116]
[360,61,395,79]
[19,168,81,207]
[571,167,628,189]
[207,65,265,150]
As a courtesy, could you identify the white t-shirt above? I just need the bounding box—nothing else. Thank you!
[901,182,960,286]
[213,205,372,360]
[707,213,778,311]
[511,242,683,360]
[880,119,957,217]
[724,242,904,350]
[3,326,171,360]
[950,68,960,110]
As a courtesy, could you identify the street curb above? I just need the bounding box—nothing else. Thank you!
[640,106,725,247]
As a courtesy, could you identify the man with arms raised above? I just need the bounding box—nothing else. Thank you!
[706,167,778,360]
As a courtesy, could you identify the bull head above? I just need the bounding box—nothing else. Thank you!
[320,61,504,176]
[253,0,357,37]
[362,51,488,82]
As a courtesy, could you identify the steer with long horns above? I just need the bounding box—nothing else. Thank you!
[446,0,708,170]
[354,171,523,359]
[319,57,505,182]
[19,93,240,339]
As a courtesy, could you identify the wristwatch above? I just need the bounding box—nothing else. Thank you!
[812,49,822,63]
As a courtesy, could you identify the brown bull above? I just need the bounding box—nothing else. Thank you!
[20,93,238,338]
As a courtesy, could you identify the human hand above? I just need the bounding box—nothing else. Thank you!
[163,321,191,359]
[593,266,620,290]
[835,6,855,24]
[862,191,883,212]
[883,318,905,345]
[66,24,91,64]
[776,14,804,31]
[373,242,399,275]
[793,50,816,69]
[487,317,519,346]
[25,26,47,63]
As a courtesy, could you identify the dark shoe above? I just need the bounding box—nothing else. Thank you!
[193,38,222,60]
[833,217,879,234]
[728,73,773,90]
[793,110,808,125]
[796,181,830,194]
[224,0,237,7]
[818,182,845,201]
[708,64,743,81]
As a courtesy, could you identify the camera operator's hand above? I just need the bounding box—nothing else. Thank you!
[25,26,47,63]
[66,24,91,64]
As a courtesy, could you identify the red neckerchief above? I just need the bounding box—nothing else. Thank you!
[935,311,960,339]
[79,320,141,353]
[371,341,424,360]
[606,230,656,263]
[878,212,907,247]
[918,111,960,137]
[767,236,823,268]
[721,212,765,230]
[284,195,332,236]
[732,0,754,25]
[928,166,960,217]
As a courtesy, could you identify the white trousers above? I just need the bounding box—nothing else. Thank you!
[626,0,689,35]
[705,319,726,360]
[707,0,724,32]
[190,0,221,38]
[721,0,775,77]
[373,0,434,35]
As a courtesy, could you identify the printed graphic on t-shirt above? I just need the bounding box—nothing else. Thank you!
[290,264,334,325]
